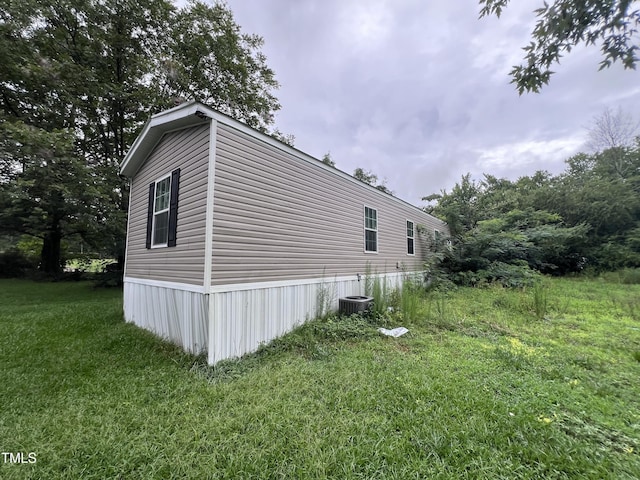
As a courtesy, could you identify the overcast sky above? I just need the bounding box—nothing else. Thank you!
[224,0,640,206]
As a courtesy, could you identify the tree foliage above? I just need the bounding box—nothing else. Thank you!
[0,121,102,272]
[162,1,280,131]
[353,167,394,195]
[428,175,590,285]
[550,144,640,269]
[426,129,640,284]
[479,0,640,93]
[0,0,282,275]
[321,152,336,167]
[423,173,482,237]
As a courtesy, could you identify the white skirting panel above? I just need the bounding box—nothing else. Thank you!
[207,272,406,364]
[123,281,208,354]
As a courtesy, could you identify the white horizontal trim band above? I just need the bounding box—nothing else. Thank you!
[125,270,418,295]
[124,276,206,294]
[208,271,409,294]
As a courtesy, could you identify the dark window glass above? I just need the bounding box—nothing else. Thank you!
[365,230,377,252]
[153,211,169,245]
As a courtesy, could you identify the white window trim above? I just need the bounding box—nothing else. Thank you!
[406,219,415,256]
[364,205,378,254]
[151,173,171,248]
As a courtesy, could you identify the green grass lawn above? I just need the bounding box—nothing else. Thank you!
[1,278,639,479]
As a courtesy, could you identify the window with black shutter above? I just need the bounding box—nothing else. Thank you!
[146,168,180,248]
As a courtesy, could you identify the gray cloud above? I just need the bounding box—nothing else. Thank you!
[226,0,640,205]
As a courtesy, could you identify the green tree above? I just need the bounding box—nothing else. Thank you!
[0,0,282,275]
[353,167,394,195]
[161,1,280,132]
[424,173,483,237]
[548,145,640,269]
[479,0,640,93]
[438,205,589,285]
[271,128,295,146]
[426,172,592,283]
[0,121,102,273]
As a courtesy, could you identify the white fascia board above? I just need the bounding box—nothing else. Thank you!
[119,101,207,177]
[120,118,152,176]
[147,100,202,128]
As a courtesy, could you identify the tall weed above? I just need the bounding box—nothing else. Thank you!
[315,278,336,319]
[600,268,640,285]
[371,274,390,317]
[425,292,449,326]
[531,282,549,321]
[624,298,639,321]
[400,278,422,322]
[608,293,640,321]
[363,265,392,318]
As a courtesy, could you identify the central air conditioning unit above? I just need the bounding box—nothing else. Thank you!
[338,296,374,315]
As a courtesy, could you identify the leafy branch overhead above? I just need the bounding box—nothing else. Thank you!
[479,0,640,93]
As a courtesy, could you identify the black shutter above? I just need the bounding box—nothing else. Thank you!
[146,182,154,249]
[167,168,180,247]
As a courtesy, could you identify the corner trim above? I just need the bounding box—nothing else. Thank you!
[123,178,133,277]
[203,119,217,292]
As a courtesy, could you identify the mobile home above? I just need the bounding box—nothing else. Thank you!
[120,101,448,364]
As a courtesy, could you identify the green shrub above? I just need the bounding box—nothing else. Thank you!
[0,249,37,278]
[15,235,43,264]
[92,269,123,288]
[452,261,540,288]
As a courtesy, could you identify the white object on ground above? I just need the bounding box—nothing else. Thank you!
[378,327,409,337]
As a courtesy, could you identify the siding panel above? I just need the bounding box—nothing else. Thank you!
[209,272,405,363]
[125,124,209,285]
[211,123,447,285]
[124,281,208,354]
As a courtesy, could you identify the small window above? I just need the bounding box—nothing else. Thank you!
[152,176,171,247]
[146,169,180,249]
[406,220,415,255]
[364,206,378,253]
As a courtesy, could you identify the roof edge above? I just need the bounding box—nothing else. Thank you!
[120,101,447,227]
[119,101,207,177]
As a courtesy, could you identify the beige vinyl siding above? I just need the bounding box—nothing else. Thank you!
[211,123,447,285]
[125,124,209,285]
